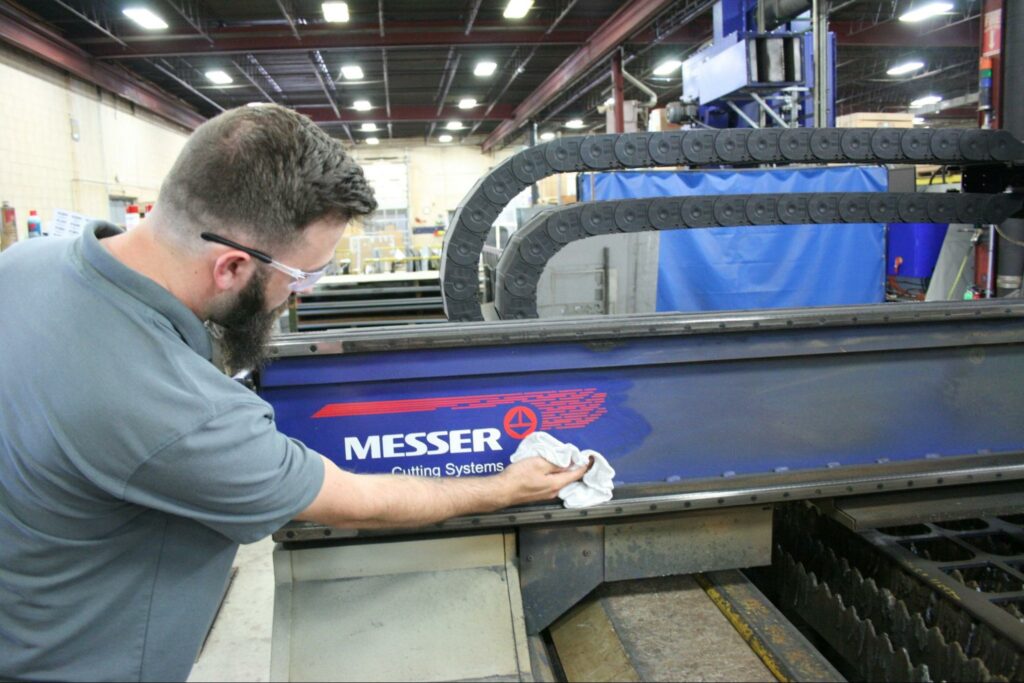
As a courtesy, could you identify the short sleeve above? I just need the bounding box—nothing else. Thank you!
[123,401,325,544]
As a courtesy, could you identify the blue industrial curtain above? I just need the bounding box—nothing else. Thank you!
[578,167,888,311]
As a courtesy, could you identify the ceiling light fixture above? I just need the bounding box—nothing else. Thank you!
[899,2,954,22]
[341,65,364,80]
[439,134,454,143]
[474,61,497,77]
[503,0,534,19]
[446,121,464,130]
[540,132,556,141]
[910,94,942,108]
[458,98,478,109]
[912,116,926,124]
[653,59,682,77]
[365,137,380,145]
[887,60,925,76]
[322,2,350,23]
[565,119,585,129]
[122,7,168,30]
[360,123,377,132]
[205,70,233,85]
[353,100,372,111]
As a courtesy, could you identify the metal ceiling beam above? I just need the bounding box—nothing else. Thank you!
[307,50,354,143]
[149,58,226,112]
[0,3,204,130]
[274,0,302,42]
[232,58,275,103]
[381,48,392,137]
[483,0,676,152]
[298,103,515,123]
[89,26,594,59]
[164,0,216,46]
[308,51,340,118]
[464,0,483,35]
[245,53,285,100]
[831,17,980,47]
[49,0,127,48]
[467,0,579,138]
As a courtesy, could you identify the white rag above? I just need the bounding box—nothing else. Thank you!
[509,431,615,509]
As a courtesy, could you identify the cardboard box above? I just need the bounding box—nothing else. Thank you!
[836,112,915,129]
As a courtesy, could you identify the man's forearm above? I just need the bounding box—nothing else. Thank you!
[330,472,512,529]
[299,455,583,530]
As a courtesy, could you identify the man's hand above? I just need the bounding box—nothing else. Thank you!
[497,457,590,507]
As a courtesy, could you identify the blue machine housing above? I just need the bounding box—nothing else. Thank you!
[260,303,1024,487]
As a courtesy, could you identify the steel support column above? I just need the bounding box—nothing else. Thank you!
[611,51,625,134]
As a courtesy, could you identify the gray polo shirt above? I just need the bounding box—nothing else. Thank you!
[0,223,325,682]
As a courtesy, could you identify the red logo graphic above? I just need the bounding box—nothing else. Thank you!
[503,406,538,439]
[313,388,607,431]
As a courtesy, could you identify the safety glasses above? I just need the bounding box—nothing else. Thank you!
[200,232,328,292]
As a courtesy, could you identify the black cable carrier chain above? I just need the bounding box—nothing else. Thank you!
[441,128,1024,321]
[489,191,1024,319]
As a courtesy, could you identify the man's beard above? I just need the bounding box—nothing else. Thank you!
[208,268,285,373]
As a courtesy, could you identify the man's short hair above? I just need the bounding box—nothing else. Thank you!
[157,104,377,250]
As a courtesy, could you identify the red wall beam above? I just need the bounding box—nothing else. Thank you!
[482,0,676,152]
[0,5,204,130]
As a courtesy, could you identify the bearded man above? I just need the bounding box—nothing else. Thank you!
[0,104,583,682]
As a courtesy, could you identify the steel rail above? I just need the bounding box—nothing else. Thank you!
[274,451,1024,542]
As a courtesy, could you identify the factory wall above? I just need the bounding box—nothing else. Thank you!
[0,42,190,242]
[350,141,520,228]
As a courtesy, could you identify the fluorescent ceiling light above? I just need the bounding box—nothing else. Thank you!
[322,2,350,22]
[540,132,556,141]
[341,64,364,80]
[360,123,377,131]
[887,60,925,76]
[899,2,954,22]
[365,137,380,145]
[910,94,942,108]
[565,119,585,129]
[458,98,478,109]
[122,7,168,30]
[474,61,497,77]
[503,0,534,19]
[439,134,454,143]
[353,100,372,111]
[205,70,233,85]
[653,59,682,76]
[446,121,464,130]
[912,116,926,124]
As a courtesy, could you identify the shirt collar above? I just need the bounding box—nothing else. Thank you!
[80,221,214,361]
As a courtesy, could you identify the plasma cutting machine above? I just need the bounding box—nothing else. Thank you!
[261,124,1024,682]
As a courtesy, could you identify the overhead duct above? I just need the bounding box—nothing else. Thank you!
[763,0,812,30]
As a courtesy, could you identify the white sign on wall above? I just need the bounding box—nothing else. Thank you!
[361,160,409,211]
[50,209,95,237]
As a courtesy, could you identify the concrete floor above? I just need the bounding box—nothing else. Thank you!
[188,538,276,683]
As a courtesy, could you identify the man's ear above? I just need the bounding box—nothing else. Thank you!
[211,251,255,293]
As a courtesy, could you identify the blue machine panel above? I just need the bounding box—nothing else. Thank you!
[261,316,1024,485]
